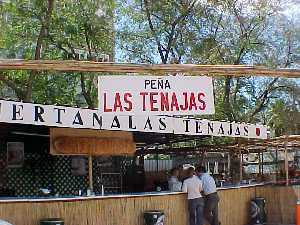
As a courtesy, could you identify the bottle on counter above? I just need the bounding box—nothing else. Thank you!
[101,185,105,196]
[87,189,91,196]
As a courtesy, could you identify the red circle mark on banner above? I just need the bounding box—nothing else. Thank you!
[256,128,261,136]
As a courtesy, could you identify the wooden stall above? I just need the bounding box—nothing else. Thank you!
[0,185,298,225]
[0,60,299,225]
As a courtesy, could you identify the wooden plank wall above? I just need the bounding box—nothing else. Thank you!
[0,194,188,225]
[219,188,256,225]
[256,185,300,224]
[0,186,299,225]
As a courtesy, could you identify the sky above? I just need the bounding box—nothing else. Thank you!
[282,1,300,19]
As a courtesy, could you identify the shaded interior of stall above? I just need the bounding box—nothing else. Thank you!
[0,122,299,198]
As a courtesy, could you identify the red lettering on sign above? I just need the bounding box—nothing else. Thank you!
[114,93,123,112]
[103,93,112,112]
[140,92,148,111]
[124,93,133,112]
[149,92,159,111]
[189,93,197,110]
[160,92,169,111]
[198,93,206,110]
[171,93,179,111]
[180,92,188,110]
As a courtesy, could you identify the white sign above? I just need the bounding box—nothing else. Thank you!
[98,76,215,115]
[173,118,267,139]
[0,100,267,139]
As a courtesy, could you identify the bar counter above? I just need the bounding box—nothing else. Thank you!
[0,183,263,203]
[0,184,298,225]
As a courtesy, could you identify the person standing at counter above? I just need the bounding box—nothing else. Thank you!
[182,167,204,225]
[196,166,220,225]
[168,168,182,192]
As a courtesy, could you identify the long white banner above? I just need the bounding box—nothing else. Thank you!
[0,100,267,139]
[98,75,215,115]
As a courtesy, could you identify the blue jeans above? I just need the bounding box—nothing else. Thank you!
[188,198,204,225]
[204,193,220,225]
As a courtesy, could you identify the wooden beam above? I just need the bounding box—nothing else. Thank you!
[0,59,300,77]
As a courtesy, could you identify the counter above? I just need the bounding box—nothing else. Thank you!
[0,184,298,225]
[0,183,264,203]
[0,191,181,203]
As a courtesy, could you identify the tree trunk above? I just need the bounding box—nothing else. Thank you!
[24,0,55,102]
[223,76,233,120]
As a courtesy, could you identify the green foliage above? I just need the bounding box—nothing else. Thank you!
[116,0,300,136]
[0,0,114,107]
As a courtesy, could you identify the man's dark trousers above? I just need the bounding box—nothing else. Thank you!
[204,192,220,225]
[188,197,204,225]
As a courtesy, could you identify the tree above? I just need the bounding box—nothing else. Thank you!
[0,0,114,108]
[266,79,300,136]
[0,0,55,102]
[117,0,299,128]
[117,0,204,64]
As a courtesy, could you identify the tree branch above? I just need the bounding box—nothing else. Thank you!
[80,73,95,109]
[0,73,25,100]
[248,77,279,122]
[144,0,166,63]
[25,0,55,102]
[84,23,92,58]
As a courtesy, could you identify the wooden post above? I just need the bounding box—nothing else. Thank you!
[89,155,93,191]
[227,152,231,176]
[275,145,279,182]
[258,152,261,177]
[285,142,289,186]
[261,151,264,176]
[239,149,243,183]
[156,153,159,172]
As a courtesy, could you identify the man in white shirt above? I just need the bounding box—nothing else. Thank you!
[196,166,220,225]
[182,167,204,225]
[168,168,182,192]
